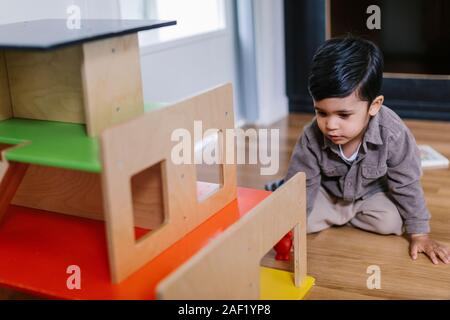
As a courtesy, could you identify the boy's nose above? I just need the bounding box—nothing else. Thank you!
[326,119,339,131]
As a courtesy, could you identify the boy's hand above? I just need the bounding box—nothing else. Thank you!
[409,234,450,265]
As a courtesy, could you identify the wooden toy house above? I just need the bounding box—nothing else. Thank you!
[0,19,312,299]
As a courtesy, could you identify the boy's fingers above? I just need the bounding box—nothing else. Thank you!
[437,248,450,264]
[425,249,439,265]
[444,247,450,259]
[410,244,418,260]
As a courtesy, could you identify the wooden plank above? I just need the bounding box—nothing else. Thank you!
[384,72,450,80]
[0,51,12,121]
[5,46,84,123]
[156,173,306,300]
[11,164,104,223]
[325,0,331,40]
[100,84,236,283]
[0,144,9,179]
[12,163,164,230]
[307,285,385,300]
[82,33,144,136]
[0,162,28,223]
[0,145,28,223]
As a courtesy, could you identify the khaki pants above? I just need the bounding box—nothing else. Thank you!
[308,187,404,235]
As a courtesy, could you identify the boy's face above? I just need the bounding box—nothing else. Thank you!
[314,91,383,146]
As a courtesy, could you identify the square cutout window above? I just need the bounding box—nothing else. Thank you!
[131,160,167,242]
[195,130,224,202]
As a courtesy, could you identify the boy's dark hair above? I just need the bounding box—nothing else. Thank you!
[308,36,384,105]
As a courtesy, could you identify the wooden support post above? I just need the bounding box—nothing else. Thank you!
[0,154,28,223]
[294,194,307,287]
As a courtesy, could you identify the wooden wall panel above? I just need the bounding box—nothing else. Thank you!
[5,46,85,123]
[82,33,144,136]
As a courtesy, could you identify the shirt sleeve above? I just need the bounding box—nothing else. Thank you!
[386,128,431,234]
[285,133,322,216]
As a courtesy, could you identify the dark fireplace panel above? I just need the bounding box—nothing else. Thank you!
[285,0,450,120]
[330,0,450,76]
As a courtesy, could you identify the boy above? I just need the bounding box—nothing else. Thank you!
[284,36,450,264]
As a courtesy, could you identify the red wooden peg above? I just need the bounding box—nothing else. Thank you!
[274,231,293,261]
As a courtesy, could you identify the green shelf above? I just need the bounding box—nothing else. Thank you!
[0,118,101,173]
[0,102,169,173]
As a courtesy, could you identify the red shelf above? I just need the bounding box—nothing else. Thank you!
[0,187,270,300]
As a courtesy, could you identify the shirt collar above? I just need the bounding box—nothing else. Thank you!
[362,111,383,146]
[321,110,383,150]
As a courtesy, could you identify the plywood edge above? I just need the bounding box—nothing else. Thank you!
[0,147,10,183]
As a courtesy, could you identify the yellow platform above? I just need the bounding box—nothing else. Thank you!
[260,267,315,300]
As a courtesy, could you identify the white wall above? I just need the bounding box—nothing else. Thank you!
[138,1,240,121]
[140,31,236,106]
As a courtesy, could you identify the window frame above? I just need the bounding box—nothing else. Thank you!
[118,0,230,54]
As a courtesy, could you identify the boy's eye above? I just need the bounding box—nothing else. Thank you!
[316,111,327,117]
[339,114,351,119]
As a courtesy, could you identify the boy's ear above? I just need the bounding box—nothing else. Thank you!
[369,95,384,116]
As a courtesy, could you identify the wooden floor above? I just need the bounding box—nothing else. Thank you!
[1,113,450,300]
[252,114,450,300]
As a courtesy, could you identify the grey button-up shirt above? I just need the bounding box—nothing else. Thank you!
[285,106,431,234]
